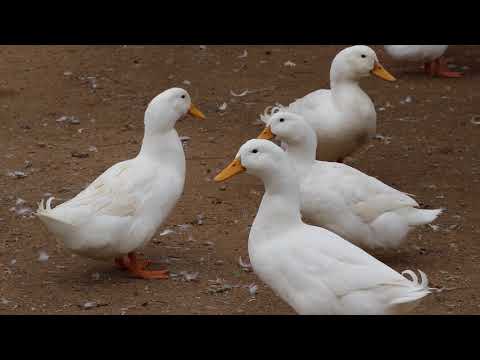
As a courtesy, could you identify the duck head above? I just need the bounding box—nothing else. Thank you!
[214,139,289,182]
[257,111,314,145]
[331,45,396,83]
[144,87,205,134]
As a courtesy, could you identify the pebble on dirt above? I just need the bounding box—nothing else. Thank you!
[71,151,89,158]
[38,251,50,263]
[7,170,27,178]
[56,116,80,125]
[180,271,199,282]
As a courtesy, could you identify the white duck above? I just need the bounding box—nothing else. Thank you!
[384,45,462,78]
[214,139,433,315]
[260,45,396,162]
[36,88,206,279]
[257,111,443,250]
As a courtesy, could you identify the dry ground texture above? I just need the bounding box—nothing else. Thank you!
[0,45,479,314]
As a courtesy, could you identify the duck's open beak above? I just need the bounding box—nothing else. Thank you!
[257,125,275,140]
[214,159,246,182]
[371,62,396,82]
[188,104,206,120]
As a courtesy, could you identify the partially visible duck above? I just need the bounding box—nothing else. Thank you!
[384,45,462,78]
[258,111,443,250]
[260,45,396,162]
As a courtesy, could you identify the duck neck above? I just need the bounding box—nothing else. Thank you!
[331,77,364,99]
[284,135,317,175]
[253,168,303,233]
[138,129,186,173]
[330,75,372,113]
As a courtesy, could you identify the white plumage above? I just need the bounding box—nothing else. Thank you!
[215,139,433,315]
[384,45,448,62]
[260,45,396,161]
[36,88,205,278]
[258,111,443,250]
[384,45,462,78]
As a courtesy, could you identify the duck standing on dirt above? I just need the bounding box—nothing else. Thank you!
[36,88,206,279]
[260,45,396,162]
[214,139,433,315]
[384,45,462,78]
[258,111,443,250]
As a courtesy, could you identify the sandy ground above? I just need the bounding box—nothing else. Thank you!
[0,45,479,315]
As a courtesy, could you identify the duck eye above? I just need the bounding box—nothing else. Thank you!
[181,94,186,99]
[279,118,285,123]
[252,149,258,154]
[361,54,366,58]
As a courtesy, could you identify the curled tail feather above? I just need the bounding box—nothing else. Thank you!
[401,269,430,289]
[259,104,287,124]
[36,196,73,227]
[36,196,78,243]
[37,196,56,214]
[390,269,434,307]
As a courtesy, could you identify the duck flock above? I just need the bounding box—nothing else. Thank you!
[36,45,461,315]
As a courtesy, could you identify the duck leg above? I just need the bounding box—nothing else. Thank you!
[124,252,169,280]
[115,256,129,270]
[432,57,463,78]
[424,62,432,76]
[115,254,153,270]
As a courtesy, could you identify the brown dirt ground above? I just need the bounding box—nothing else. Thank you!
[0,45,479,315]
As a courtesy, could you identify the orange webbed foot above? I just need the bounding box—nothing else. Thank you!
[432,58,464,78]
[124,252,169,280]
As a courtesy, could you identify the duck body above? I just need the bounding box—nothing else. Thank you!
[250,221,430,315]
[260,45,395,161]
[384,45,448,63]
[36,88,206,278]
[299,160,441,249]
[258,112,442,250]
[37,131,185,260]
[216,139,432,315]
[282,84,377,161]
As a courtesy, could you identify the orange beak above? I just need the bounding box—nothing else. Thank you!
[371,62,396,82]
[188,104,206,120]
[257,126,275,140]
[214,159,246,182]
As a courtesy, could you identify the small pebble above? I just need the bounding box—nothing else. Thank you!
[71,151,89,159]
[82,301,97,309]
[56,116,80,125]
[38,251,49,263]
[91,273,101,281]
[7,170,27,178]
